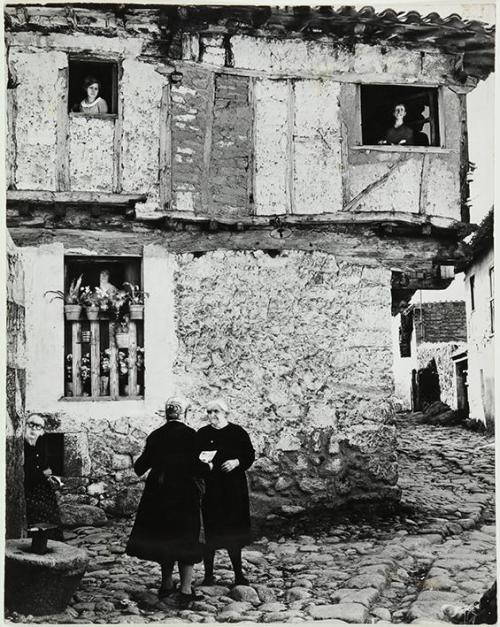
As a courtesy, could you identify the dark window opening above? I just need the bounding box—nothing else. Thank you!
[360,85,440,147]
[64,257,145,400]
[42,433,65,477]
[68,59,118,114]
[470,275,475,311]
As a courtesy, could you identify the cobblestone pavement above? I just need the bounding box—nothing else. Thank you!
[8,415,496,624]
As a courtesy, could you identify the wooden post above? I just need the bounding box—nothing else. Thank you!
[90,320,100,397]
[112,63,123,193]
[71,322,82,397]
[285,79,295,215]
[159,84,171,210]
[56,66,70,191]
[109,322,119,399]
[201,72,216,213]
[128,321,137,397]
[247,77,255,214]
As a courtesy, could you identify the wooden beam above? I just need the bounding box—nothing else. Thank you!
[6,87,18,190]
[286,79,295,214]
[109,322,119,400]
[55,66,70,192]
[8,225,467,275]
[71,322,82,397]
[247,77,256,214]
[112,62,123,193]
[201,72,216,214]
[7,190,147,205]
[159,83,171,210]
[90,320,100,397]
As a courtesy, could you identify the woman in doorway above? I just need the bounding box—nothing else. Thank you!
[78,76,108,114]
[197,398,255,587]
[126,397,210,608]
[24,413,64,540]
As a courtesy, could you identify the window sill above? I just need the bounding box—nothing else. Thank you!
[60,396,144,402]
[351,145,454,154]
[69,113,118,120]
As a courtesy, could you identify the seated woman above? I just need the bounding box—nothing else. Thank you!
[379,103,414,146]
[197,398,255,587]
[24,413,64,541]
[78,76,108,114]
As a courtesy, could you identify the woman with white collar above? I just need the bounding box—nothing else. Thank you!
[79,76,108,114]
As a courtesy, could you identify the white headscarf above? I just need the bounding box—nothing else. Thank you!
[206,398,229,414]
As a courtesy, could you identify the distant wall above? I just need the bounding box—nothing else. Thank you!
[417,342,466,409]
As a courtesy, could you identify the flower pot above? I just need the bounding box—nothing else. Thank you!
[85,306,99,321]
[129,304,144,320]
[64,304,82,320]
[115,332,129,349]
[100,376,109,396]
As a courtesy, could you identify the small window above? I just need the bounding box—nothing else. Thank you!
[68,59,118,114]
[470,275,475,311]
[489,267,494,334]
[360,85,440,147]
[64,256,145,400]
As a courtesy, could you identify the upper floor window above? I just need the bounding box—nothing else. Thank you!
[489,266,494,334]
[361,85,440,147]
[68,59,118,115]
[470,275,476,311]
[62,257,145,400]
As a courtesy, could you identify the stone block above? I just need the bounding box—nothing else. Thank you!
[64,432,91,477]
[310,602,368,622]
[60,504,107,528]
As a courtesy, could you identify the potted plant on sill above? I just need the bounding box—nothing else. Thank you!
[80,286,100,320]
[44,274,83,320]
[123,283,149,319]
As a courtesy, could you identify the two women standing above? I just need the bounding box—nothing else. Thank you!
[126,397,255,607]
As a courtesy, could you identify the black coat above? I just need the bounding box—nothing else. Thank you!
[126,420,207,564]
[197,423,255,549]
[24,438,63,540]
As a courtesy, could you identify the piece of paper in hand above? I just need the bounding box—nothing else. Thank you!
[199,450,217,463]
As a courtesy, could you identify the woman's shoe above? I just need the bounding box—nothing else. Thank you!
[201,576,216,586]
[158,584,176,600]
[178,588,201,610]
[232,576,249,587]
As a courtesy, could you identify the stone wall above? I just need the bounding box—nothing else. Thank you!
[173,250,398,515]
[6,235,27,538]
[29,250,400,522]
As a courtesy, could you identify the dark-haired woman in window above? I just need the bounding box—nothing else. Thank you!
[78,76,108,114]
[379,103,414,146]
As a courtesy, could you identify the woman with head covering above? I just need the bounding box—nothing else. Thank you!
[23,413,64,541]
[78,76,108,114]
[126,397,210,608]
[197,398,255,586]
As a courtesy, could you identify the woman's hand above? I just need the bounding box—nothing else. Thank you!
[221,459,240,473]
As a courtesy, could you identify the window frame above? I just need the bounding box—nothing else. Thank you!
[356,83,445,150]
[62,255,145,402]
[68,55,121,117]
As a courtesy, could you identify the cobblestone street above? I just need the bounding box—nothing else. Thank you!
[9,415,496,624]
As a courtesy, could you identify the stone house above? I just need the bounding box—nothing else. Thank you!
[454,209,494,430]
[5,5,495,522]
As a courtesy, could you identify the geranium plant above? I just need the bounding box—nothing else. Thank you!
[123,283,149,305]
[45,274,83,304]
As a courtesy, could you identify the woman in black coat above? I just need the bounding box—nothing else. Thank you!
[126,397,210,607]
[197,398,255,586]
[24,413,64,541]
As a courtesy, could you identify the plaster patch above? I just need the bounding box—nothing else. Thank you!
[69,116,114,191]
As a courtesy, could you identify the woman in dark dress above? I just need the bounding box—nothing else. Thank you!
[126,397,209,608]
[197,398,255,586]
[24,413,64,541]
